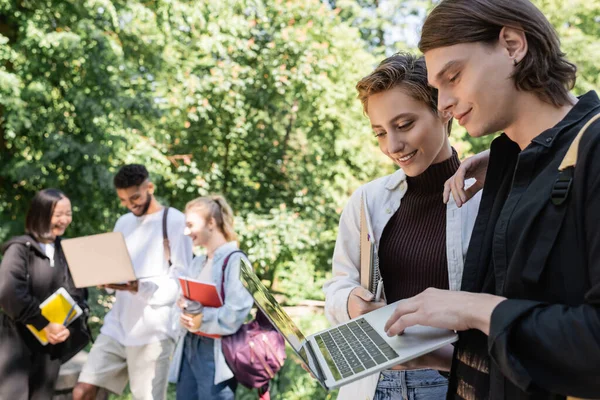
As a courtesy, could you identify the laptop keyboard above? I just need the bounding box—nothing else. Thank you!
[314,318,399,380]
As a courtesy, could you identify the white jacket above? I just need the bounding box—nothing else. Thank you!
[323,169,481,400]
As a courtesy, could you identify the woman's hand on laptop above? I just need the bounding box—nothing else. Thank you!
[347,287,386,319]
[384,288,506,336]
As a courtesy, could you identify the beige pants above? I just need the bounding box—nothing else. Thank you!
[78,334,175,400]
[568,398,599,400]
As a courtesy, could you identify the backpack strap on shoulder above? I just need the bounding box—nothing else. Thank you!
[552,113,600,205]
[551,169,574,206]
[221,250,246,302]
[162,207,172,266]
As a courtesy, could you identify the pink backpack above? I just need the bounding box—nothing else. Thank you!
[220,251,286,399]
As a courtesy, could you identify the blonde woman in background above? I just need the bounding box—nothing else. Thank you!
[171,195,253,400]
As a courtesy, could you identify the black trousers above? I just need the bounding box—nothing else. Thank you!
[0,314,62,400]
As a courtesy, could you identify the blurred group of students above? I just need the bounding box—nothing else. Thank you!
[0,164,252,400]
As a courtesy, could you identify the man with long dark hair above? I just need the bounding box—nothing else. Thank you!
[384,1,600,399]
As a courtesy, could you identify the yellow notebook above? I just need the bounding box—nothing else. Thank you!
[26,287,83,346]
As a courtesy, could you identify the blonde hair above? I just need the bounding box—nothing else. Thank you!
[185,194,238,242]
[356,52,452,134]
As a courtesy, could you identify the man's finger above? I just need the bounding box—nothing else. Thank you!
[384,300,417,332]
[455,163,470,204]
[450,178,463,208]
[385,312,421,337]
[456,162,466,182]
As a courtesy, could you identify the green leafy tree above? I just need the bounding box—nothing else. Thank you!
[1,2,386,397]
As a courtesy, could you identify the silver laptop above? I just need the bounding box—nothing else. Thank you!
[239,259,457,390]
[62,232,137,288]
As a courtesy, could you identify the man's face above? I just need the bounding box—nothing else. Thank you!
[116,181,153,216]
[425,41,518,138]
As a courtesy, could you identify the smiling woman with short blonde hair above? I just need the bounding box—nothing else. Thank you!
[323,53,481,400]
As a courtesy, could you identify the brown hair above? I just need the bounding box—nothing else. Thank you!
[185,195,237,242]
[25,189,67,242]
[356,52,452,134]
[419,0,577,107]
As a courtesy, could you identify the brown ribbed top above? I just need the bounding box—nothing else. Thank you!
[378,150,460,303]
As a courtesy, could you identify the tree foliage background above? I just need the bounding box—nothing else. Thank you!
[1,0,598,398]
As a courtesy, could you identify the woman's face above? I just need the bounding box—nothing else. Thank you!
[184,211,213,247]
[50,197,72,239]
[367,86,452,177]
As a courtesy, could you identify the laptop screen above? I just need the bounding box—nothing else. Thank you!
[239,258,328,387]
[238,259,307,353]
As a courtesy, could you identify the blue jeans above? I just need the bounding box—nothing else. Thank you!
[374,369,448,400]
[176,333,237,400]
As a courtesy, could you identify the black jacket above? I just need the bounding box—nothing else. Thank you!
[0,234,86,355]
[448,91,600,399]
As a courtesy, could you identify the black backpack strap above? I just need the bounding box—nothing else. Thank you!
[552,112,600,205]
[525,112,600,283]
[162,207,172,267]
[551,168,574,206]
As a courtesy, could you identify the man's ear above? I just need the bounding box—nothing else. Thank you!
[499,26,528,65]
[147,181,155,195]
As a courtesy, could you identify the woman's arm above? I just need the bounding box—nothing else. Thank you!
[323,189,384,325]
[0,244,49,330]
[198,256,253,336]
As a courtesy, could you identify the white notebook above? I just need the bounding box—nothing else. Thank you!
[359,194,381,295]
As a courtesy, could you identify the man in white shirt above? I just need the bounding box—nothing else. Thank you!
[73,164,193,400]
